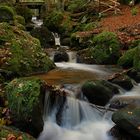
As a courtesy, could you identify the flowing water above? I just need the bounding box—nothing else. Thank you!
[30,21,140,140]
[38,90,114,140]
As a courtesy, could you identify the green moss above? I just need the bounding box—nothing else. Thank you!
[6,78,42,120]
[90,31,120,64]
[67,0,87,13]
[30,26,54,48]
[0,22,55,76]
[44,10,63,32]
[118,47,136,68]
[129,39,140,49]
[134,46,140,71]
[14,15,25,25]
[0,5,15,22]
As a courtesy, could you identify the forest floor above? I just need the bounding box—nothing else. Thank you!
[100,4,140,32]
[99,4,140,47]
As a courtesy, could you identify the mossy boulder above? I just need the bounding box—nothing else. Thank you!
[81,80,119,106]
[6,78,46,137]
[0,5,15,23]
[15,5,32,23]
[133,46,140,71]
[30,26,55,48]
[14,15,25,26]
[0,22,55,77]
[118,45,140,71]
[0,125,36,140]
[112,105,140,138]
[90,32,121,64]
[44,10,63,33]
[108,74,133,91]
[118,48,136,69]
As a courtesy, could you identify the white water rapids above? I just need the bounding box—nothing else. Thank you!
[31,19,140,139]
[38,89,114,140]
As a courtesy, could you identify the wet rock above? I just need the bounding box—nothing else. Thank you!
[112,105,140,138]
[108,74,133,90]
[109,125,139,140]
[60,37,71,46]
[127,69,140,83]
[82,80,119,106]
[109,100,128,109]
[76,48,96,64]
[54,50,69,62]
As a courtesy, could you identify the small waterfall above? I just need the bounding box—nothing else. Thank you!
[31,16,43,27]
[52,32,61,46]
[38,88,113,140]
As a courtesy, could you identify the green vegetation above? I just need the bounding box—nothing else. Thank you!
[14,15,25,25]
[15,5,32,23]
[118,45,140,71]
[6,78,42,120]
[44,10,63,32]
[134,46,140,71]
[0,22,55,76]
[30,26,55,48]
[0,5,15,22]
[131,7,139,16]
[90,31,121,64]
[118,47,136,68]
[67,0,87,13]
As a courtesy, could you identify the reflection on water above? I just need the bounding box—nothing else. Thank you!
[36,63,119,85]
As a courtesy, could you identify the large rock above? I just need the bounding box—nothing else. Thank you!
[81,80,119,106]
[0,22,55,77]
[118,48,136,69]
[30,26,55,48]
[54,50,69,62]
[118,45,140,71]
[112,105,140,138]
[127,69,140,83]
[109,125,139,140]
[6,78,46,137]
[108,74,133,90]
[90,31,121,64]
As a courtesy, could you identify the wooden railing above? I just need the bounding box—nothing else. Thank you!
[95,0,121,15]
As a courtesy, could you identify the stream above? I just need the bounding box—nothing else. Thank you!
[32,18,140,140]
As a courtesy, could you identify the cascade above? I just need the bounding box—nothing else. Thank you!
[38,87,114,140]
